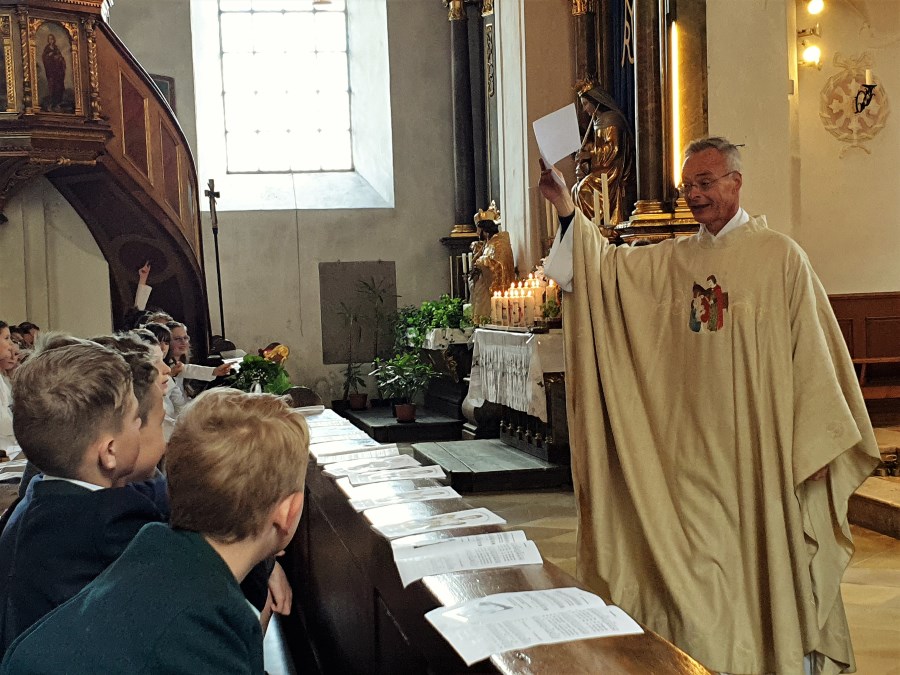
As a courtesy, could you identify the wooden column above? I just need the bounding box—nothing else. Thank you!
[447,0,477,235]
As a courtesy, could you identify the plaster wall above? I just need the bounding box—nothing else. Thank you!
[707,0,898,294]
[496,0,576,275]
[0,179,111,337]
[706,0,800,241]
[794,0,900,293]
[112,0,455,400]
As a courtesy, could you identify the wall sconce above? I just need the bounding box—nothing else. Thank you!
[806,0,824,15]
[797,24,822,69]
[855,69,877,114]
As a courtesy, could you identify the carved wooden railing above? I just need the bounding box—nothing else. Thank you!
[0,0,209,351]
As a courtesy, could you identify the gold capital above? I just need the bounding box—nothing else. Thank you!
[444,0,464,21]
[571,0,590,16]
[482,0,494,16]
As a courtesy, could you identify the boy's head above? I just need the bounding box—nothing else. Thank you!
[167,388,309,550]
[92,334,166,480]
[12,342,142,483]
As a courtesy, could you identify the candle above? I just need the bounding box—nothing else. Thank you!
[467,252,474,270]
[523,290,535,326]
[551,204,558,238]
[548,278,558,307]
[545,198,552,238]
[592,190,601,226]
[501,291,510,326]
[601,173,611,226]
[514,291,525,327]
[490,292,498,324]
[865,69,873,86]
[461,253,468,274]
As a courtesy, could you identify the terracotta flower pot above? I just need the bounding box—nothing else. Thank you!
[348,393,368,410]
[395,403,416,423]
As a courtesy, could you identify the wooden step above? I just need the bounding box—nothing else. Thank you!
[413,439,571,493]
[341,407,463,444]
[848,477,900,540]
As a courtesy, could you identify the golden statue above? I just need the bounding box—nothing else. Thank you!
[468,201,515,321]
[572,83,635,226]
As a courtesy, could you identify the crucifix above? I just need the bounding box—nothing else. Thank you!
[205,179,226,339]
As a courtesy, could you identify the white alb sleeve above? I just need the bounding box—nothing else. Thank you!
[542,221,575,293]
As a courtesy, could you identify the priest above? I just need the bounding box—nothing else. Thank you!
[542,136,879,675]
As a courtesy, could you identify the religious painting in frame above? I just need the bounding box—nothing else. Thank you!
[29,17,83,115]
[150,74,176,113]
[0,16,16,112]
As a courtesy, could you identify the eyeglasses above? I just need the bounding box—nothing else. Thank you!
[171,336,190,343]
[678,171,737,198]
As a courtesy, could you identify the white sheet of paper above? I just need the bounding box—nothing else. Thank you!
[310,437,385,459]
[294,405,328,416]
[337,478,418,499]
[316,446,400,466]
[532,103,581,186]
[347,464,446,486]
[323,454,420,478]
[395,540,542,588]
[308,429,369,444]
[350,486,461,512]
[371,507,504,539]
[392,530,528,558]
[426,588,641,666]
[309,424,364,437]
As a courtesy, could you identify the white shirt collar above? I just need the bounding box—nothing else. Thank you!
[699,207,749,238]
[42,476,105,491]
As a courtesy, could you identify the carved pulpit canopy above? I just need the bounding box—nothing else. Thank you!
[0,0,113,220]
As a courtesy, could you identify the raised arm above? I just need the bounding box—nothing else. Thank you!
[540,161,578,291]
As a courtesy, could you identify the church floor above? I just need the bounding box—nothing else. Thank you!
[465,489,900,675]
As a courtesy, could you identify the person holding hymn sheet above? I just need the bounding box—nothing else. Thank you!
[540,136,880,675]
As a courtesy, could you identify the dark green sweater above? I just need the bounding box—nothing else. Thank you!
[0,523,264,674]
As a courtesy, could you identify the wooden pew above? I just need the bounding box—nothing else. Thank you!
[281,460,713,674]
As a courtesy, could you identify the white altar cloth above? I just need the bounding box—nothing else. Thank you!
[464,328,564,423]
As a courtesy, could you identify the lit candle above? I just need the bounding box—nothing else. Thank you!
[592,189,601,226]
[865,69,873,86]
[601,173,611,226]
[548,278,558,307]
[515,291,525,327]
[523,290,535,326]
[490,292,499,324]
[501,291,510,326]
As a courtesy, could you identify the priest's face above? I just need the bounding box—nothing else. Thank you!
[681,148,742,235]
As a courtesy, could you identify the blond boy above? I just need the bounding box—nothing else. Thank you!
[2,389,309,674]
[0,342,156,654]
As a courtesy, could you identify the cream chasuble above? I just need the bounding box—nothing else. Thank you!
[548,210,880,675]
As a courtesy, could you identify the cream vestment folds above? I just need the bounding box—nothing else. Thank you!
[544,210,879,674]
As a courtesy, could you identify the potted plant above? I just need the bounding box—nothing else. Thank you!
[357,277,399,405]
[370,352,437,422]
[336,301,368,411]
[225,354,292,395]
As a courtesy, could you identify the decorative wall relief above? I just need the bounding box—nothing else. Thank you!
[819,52,890,157]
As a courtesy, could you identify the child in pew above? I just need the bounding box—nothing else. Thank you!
[0,388,310,675]
[0,342,165,655]
[5,333,291,633]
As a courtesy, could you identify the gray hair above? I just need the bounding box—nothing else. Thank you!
[684,136,742,173]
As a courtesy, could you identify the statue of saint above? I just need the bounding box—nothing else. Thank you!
[468,201,515,321]
[572,83,635,227]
